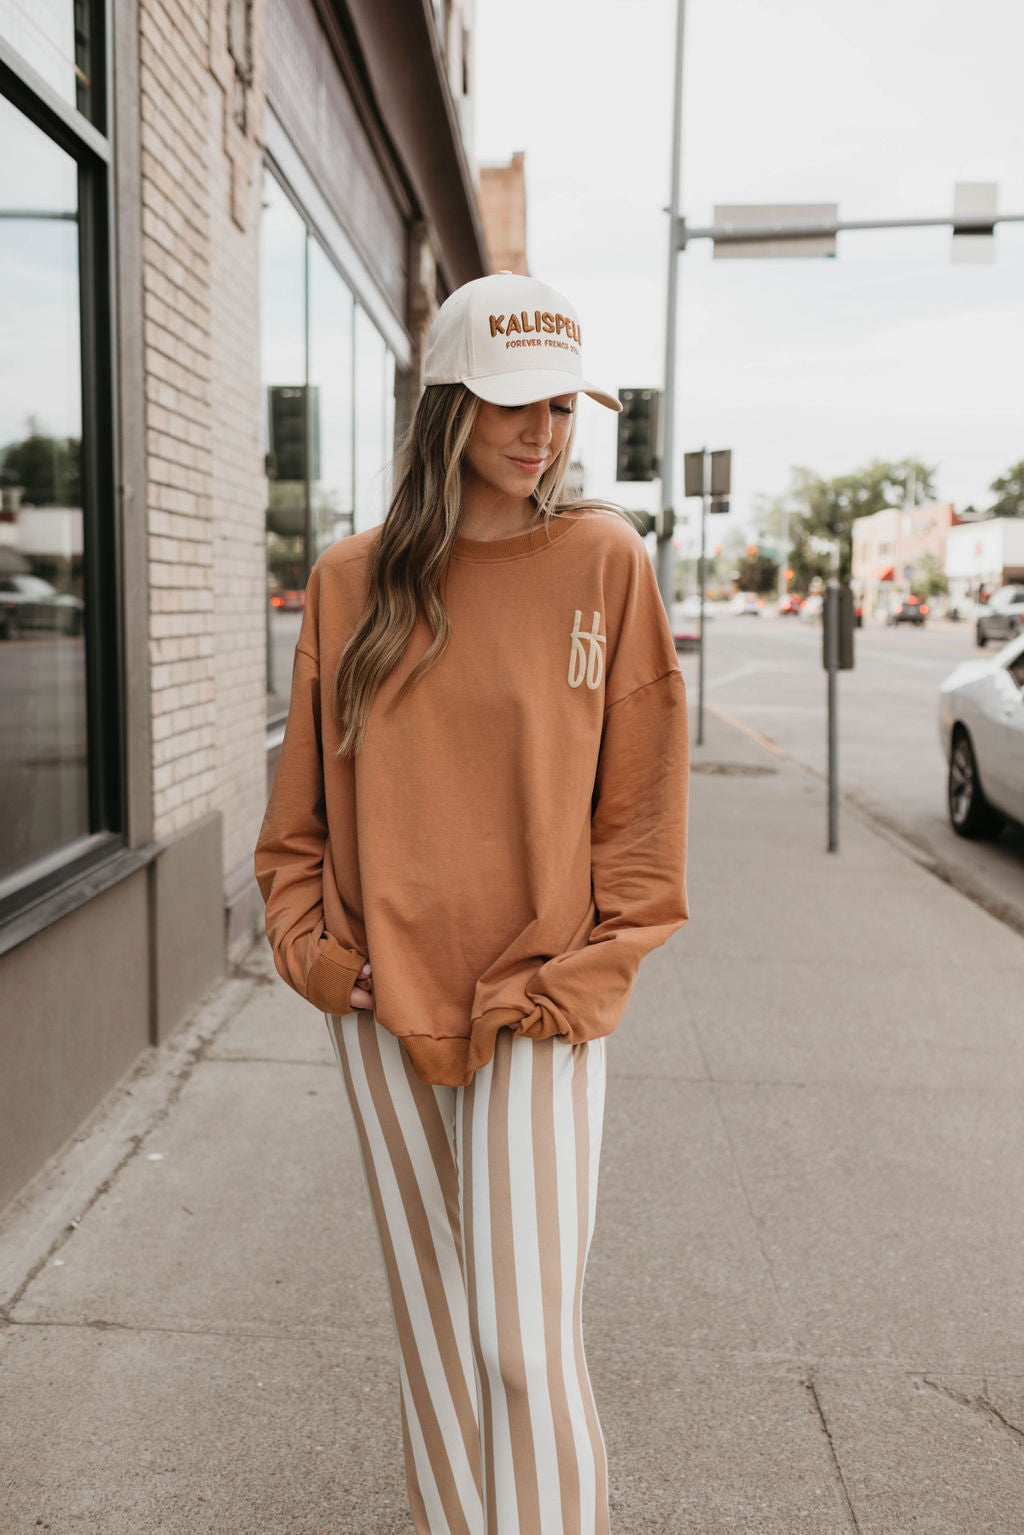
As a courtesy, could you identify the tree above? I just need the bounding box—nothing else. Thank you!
[0,420,81,506]
[987,460,1024,518]
[787,459,938,583]
[785,522,832,593]
[912,551,948,599]
[754,459,938,584]
[736,552,778,595]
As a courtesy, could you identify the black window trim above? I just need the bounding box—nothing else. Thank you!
[0,0,130,938]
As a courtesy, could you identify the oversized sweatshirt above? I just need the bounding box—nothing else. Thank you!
[254,507,690,1087]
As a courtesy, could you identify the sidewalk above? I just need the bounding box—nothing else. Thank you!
[2,708,1023,1534]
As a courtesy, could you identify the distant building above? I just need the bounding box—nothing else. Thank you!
[851,502,960,618]
[478,152,528,274]
[945,518,1024,610]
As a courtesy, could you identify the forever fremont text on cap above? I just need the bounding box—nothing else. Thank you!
[423,272,621,413]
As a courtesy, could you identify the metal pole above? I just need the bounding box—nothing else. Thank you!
[697,446,708,746]
[826,577,839,852]
[681,211,1024,245]
[657,0,687,612]
[777,503,790,604]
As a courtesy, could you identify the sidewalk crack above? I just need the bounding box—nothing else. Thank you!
[804,1374,862,1533]
[919,1376,1024,1447]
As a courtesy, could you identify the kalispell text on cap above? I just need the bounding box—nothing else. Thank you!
[423,272,621,412]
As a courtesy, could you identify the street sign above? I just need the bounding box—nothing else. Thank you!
[683,449,731,497]
[822,584,855,672]
[711,204,838,259]
[953,182,996,263]
[683,451,704,498]
[710,449,731,496]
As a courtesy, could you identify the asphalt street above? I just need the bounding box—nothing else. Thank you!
[678,610,1024,935]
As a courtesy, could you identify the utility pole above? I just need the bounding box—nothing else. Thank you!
[657,0,687,611]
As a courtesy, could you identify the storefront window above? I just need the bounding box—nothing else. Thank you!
[354,305,395,533]
[308,239,354,560]
[0,92,89,888]
[260,165,398,725]
[260,172,307,719]
[0,2,96,119]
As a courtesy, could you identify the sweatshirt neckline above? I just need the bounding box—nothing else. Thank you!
[452,512,582,562]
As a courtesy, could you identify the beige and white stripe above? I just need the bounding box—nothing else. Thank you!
[327,1011,609,1535]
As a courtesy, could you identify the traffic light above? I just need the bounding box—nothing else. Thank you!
[616,388,660,481]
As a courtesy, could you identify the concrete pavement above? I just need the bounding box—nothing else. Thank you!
[2,707,1023,1534]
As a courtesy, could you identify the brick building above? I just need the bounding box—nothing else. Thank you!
[851,502,960,620]
[0,0,486,1209]
[478,150,528,274]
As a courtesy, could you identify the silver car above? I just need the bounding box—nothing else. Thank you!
[939,633,1024,837]
[975,585,1024,648]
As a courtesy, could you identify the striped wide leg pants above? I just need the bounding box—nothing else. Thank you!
[326,1011,610,1535]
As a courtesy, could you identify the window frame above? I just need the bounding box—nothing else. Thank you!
[0,1,130,936]
[261,156,402,730]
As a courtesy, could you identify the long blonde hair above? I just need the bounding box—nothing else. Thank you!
[332,383,616,756]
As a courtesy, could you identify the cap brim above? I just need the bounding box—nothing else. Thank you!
[465,370,622,413]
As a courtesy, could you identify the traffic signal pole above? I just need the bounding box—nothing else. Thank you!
[656,0,687,613]
[698,446,708,746]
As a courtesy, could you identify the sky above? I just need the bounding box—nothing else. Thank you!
[473,0,1024,551]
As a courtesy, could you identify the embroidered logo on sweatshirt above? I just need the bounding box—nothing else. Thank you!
[568,609,606,690]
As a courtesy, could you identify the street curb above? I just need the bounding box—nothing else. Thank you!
[708,701,1024,942]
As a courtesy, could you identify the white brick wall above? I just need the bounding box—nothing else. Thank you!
[140,0,269,883]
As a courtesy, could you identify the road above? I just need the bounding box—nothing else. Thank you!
[678,610,1024,935]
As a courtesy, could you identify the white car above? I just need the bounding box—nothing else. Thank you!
[730,591,763,616]
[799,593,824,623]
[938,632,1024,837]
[975,585,1024,648]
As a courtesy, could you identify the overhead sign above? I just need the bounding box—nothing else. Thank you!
[712,204,838,259]
[952,182,996,263]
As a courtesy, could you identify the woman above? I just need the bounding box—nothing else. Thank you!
[255,271,689,1535]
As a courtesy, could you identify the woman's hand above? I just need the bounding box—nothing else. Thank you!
[349,960,374,1012]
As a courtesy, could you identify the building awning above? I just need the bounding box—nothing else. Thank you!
[871,565,896,582]
[343,0,490,291]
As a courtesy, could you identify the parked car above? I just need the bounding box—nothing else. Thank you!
[730,591,763,616]
[975,585,1024,647]
[672,625,699,652]
[938,632,1024,837]
[0,574,84,638]
[777,594,802,616]
[676,594,714,622]
[269,587,305,611]
[887,596,928,627]
[798,594,823,622]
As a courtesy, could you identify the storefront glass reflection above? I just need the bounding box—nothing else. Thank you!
[354,305,396,531]
[260,167,397,725]
[0,93,88,886]
[0,2,94,117]
[308,239,354,559]
[260,172,307,720]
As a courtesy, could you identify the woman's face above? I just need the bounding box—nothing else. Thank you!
[462,395,576,503]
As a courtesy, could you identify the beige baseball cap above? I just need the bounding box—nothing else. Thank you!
[423,272,621,412]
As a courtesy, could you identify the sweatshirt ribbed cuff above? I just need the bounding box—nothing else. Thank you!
[304,940,367,1016]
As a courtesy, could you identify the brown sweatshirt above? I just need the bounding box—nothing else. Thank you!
[254,507,689,1087]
